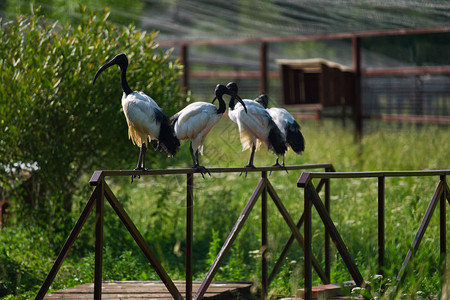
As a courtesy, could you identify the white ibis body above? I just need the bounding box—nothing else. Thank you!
[226,82,286,169]
[93,53,179,181]
[255,94,305,166]
[170,84,246,176]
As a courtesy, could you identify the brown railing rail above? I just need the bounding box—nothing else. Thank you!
[297,170,450,300]
[35,163,334,300]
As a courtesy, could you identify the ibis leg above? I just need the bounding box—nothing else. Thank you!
[241,145,256,176]
[189,142,197,167]
[141,143,147,170]
[273,157,279,166]
[190,142,210,178]
[271,155,288,174]
[132,144,148,183]
[245,145,256,168]
[134,144,148,170]
[195,151,200,167]
[135,145,144,169]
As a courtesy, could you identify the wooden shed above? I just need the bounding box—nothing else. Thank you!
[277,59,356,116]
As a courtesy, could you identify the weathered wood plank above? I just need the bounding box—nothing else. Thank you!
[44,281,254,299]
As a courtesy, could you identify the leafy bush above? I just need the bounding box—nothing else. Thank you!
[0,224,55,298]
[0,7,185,215]
[0,7,186,297]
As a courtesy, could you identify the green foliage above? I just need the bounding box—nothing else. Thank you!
[204,229,251,281]
[0,224,55,298]
[2,0,144,26]
[0,7,184,215]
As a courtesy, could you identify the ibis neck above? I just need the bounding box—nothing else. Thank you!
[120,65,133,96]
[217,96,226,114]
[228,97,236,110]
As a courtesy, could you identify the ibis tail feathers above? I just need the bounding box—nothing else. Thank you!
[268,121,287,156]
[156,116,180,157]
[286,123,305,154]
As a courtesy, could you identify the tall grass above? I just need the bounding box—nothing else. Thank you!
[2,119,448,299]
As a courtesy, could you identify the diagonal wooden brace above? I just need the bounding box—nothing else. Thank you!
[195,178,266,300]
[305,182,364,286]
[104,183,183,300]
[266,181,329,283]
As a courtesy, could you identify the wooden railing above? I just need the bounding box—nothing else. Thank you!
[35,163,334,300]
[35,166,449,299]
[297,170,450,300]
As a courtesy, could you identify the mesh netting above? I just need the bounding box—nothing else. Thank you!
[3,1,447,40]
[138,0,450,41]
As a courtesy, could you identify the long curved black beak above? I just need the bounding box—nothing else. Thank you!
[93,53,127,84]
[227,90,247,114]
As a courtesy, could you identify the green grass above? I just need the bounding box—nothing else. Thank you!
[1,119,449,299]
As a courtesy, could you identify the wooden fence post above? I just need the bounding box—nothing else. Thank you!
[94,179,104,300]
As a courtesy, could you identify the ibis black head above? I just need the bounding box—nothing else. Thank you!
[93,53,132,95]
[255,94,269,108]
[226,82,238,94]
[212,84,247,114]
